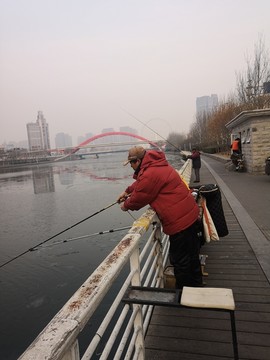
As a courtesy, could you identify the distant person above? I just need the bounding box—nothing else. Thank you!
[230,137,242,169]
[117,146,203,289]
[187,148,201,183]
[231,137,241,155]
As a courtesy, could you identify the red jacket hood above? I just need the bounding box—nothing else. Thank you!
[133,150,167,179]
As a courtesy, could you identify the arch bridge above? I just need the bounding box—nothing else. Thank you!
[75,131,160,151]
[55,131,162,158]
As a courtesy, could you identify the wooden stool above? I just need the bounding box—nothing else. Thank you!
[180,287,238,360]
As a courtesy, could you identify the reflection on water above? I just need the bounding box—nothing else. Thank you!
[58,168,75,185]
[0,152,183,359]
[0,153,141,360]
[32,167,55,193]
[0,153,132,196]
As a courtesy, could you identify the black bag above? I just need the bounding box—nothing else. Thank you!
[265,157,270,175]
[198,184,229,237]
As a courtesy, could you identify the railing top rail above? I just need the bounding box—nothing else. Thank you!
[18,159,192,360]
[19,209,157,360]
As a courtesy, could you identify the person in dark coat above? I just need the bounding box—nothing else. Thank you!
[117,146,202,289]
[187,148,201,183]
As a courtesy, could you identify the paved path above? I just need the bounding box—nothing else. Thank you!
[202,154,270,243]
[145,155,270,360]
[201,155,270,283]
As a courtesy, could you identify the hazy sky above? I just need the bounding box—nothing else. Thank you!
[1,0,270,147]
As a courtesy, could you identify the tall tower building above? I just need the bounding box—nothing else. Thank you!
[55,132,72,148]
[196,94,218,116]
[27,111,50,151]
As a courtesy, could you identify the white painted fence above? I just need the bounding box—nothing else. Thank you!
[19,158,192,360]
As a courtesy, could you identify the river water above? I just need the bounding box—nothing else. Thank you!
[0,151,183,359]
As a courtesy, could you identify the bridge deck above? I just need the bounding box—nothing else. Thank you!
[144,163,270,360]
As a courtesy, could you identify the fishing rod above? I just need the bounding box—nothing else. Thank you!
[37,226,132,249]
[120,107,184,154]
[0,200,119,269]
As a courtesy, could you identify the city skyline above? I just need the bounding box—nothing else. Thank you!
[1,113,146,149]
[1,1,270,147]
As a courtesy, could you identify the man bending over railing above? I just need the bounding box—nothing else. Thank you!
[117,146,202,289]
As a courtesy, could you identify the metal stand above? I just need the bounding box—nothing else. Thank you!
[123,286,239,360]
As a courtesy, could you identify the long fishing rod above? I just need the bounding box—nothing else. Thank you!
[120,107,184,153]
[37,226,132,249]
[0,200,119,269]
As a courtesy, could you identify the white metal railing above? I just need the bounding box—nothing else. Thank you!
[18,158,192,360]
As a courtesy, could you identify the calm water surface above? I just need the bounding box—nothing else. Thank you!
[0,152,182,359]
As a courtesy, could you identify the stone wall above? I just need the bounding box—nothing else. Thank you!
[251,119,270,173]
[226,110,270,174]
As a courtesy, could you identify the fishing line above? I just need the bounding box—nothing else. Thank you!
[118,194,137,221]
[120,107,184,153]
[0,200,119,269]
[37,226,132,249]
[127,210,137,220]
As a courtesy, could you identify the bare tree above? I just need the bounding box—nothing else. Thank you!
[207,97,240,150]
[185,35,270,153]
[236,34,270,109]
[191,110,212,147]
[166,132,186,151]
[187,94,245,153]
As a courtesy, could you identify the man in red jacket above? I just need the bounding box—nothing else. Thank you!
[118,146,202,289]
[187,148,201,183]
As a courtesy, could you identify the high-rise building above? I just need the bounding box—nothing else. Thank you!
[196,94,218,116]
[27,111,50,151]
[101,128,114,133]
[77,133,94,145]
[85,132,93,139]
[55,132,72,148]
[119,126,138,135]
[118,126,138,144]
[26,122,42,151]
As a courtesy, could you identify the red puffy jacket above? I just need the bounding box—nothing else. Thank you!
[123,150,199,235]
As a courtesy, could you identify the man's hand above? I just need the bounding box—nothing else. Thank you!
[117,191,128,203]
[120,202,128,211]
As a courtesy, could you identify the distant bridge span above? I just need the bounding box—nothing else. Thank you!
[73,131,160,153]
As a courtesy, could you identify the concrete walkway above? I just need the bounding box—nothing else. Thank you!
[145,155,270,360]
[201,154,270,283]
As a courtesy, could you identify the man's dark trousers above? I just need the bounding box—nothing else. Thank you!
[169,221,202,289]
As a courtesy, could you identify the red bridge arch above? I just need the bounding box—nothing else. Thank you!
[73,131,161,153]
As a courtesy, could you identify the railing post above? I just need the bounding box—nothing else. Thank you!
[61,340,80,360]
[130,245,145,359]
[154,223,164,287]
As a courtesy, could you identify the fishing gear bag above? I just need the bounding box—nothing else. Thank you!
[197,184,228,238]
[265,156,270,175]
